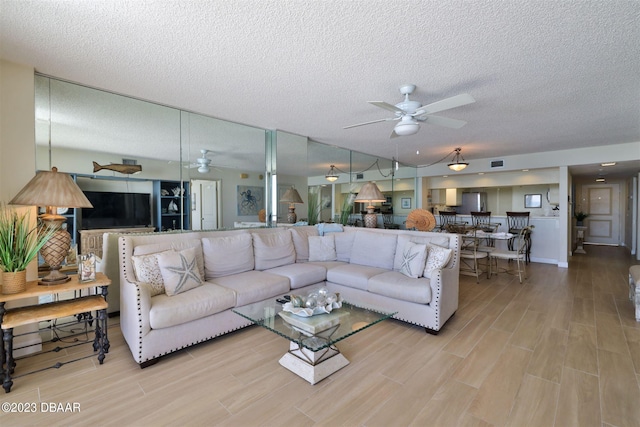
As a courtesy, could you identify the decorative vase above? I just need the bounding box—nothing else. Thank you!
[576,220,583,226]
[2,270,27,294]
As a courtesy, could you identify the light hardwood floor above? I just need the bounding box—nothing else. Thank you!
[2,245,640,426]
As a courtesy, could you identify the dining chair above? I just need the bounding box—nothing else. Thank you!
[459,230,490,283]
[488,227,531,283]
[506,211,531,262]
[437,211,458,232]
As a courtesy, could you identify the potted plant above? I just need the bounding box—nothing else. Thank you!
[0,206,56,294]
[574,211,589,226]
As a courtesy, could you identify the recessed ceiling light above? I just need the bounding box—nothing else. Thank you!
[596,178,606,182]
[442,175,448,178]
[601,162,616,167]
[478,172,485,175]
[522,169,529,172]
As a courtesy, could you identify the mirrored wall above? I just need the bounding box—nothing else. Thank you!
[35,75,417,248]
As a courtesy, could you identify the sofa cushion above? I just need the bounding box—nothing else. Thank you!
[156,247,204,296]
[424,243,453,279]
[202,233,254,278]
[131,251,166,296]
[149,282,236,329]
[266,263,327,289]
[368,271,432,304]
[252,231,296,270]
[210,270,290,306]
[308,235,337,262]
[289,226,319,262]
[349,230,397,270]
[393,234,451,271]
[326,263,388,291]
[133,239,205,281]
[398,242,428,279]
[334,231,356,262]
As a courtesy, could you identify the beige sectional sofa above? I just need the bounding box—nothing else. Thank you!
[118,226,461,367]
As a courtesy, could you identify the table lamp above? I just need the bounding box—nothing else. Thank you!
[10,167,93,285]
[279,186,303,223]
[354,182,385,228]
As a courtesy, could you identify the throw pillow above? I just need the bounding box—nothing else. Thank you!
[252,231,296,270]
[399,242,428,279]
[156,247,203,296]
[308,235,337,262]
[424,243,453,279]
[131,251,168,296]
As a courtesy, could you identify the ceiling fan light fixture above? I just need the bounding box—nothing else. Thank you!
[325,165,339,182]
[394,118,420,136]
[447,147,469,171]
[198,165,210,173]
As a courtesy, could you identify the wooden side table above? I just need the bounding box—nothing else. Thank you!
[0,272,110,393]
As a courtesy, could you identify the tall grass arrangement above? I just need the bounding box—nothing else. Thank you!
[307,189,320,225]
[0,206,56,272]
[339,193,355,225]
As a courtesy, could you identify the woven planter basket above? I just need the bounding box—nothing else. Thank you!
[2,270,27,294]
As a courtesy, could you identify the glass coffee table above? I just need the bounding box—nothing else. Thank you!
[233,299,395,384]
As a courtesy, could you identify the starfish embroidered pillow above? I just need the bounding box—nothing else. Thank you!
[424,243,453,279]
[399,242,428,279]
[156,247,203,296]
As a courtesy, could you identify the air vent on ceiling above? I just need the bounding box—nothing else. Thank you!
[490,160,504,169]
[122,158,138,165]
[356,173,364,180]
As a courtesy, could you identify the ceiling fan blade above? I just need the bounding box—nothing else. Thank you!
[418,93,475,115]
[369,101,403,113]
[343,117,397,129]
[422,114,468,129]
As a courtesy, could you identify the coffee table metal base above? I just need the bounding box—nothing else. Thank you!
[279,341,349,384]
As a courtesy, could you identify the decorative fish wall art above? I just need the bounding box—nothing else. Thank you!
[92,161,142,175]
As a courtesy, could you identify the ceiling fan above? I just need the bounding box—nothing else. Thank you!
[186,149,214,173]
[344,84,475,138]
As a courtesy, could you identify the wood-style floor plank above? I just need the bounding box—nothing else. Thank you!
[1,245,638,427]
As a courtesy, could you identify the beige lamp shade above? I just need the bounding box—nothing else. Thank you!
[279,187,303,204]
[9,167,92,285]
[10,167,93,210]
[354,182,386,207]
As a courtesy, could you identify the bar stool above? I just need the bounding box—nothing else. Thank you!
[471,211,500,249]
[506,211,531,263]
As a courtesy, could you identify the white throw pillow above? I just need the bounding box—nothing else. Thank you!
[156,247,203,296]
[424,243,453,279]
[202,233,254,278]
[399,242,428,279]
[308,235,337,262]
[131,251,168,296]
[252,231,296,270]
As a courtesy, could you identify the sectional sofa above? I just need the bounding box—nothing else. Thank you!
[118,226,460,367]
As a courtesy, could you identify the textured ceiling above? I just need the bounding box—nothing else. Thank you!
[1,0,639,177]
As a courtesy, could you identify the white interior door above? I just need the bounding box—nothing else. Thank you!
[581,183,620,245]
[191,179,220,230]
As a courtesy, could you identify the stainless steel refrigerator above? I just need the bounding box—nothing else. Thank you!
[458,192,488,215]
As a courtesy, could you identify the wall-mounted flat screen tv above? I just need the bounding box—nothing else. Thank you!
[81,191,151,229]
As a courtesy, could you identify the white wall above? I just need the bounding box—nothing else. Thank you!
[0,59,42,356]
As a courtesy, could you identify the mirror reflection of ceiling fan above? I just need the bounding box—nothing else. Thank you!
[186,149,220,173]
[344,84,475,138]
